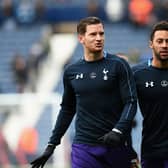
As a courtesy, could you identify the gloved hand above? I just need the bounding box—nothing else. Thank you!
[130,147,141,168]
[130,158,141,168]
[30,144,55,168]
[98,130,124,147]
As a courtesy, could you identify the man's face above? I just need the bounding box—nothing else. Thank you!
[150,30,168,62]
[78,23,104,53]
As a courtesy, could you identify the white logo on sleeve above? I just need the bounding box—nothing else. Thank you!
[103,68,109,80]
[145,81,154,87]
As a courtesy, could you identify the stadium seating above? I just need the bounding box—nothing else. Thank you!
[0,25,42,92]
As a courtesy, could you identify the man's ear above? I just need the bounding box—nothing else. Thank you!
[149,40,153,49]
[78,34,84,44]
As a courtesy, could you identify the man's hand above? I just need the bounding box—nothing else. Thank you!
[98,130,124,147]
[131,158,141,168]
[129,146,141,168]
[30,144,55,168]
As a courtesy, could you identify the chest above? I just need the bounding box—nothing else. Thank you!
[70,65,119,94]
[135,70,168,100]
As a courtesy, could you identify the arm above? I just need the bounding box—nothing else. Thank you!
[48,72,76,145]
[30,69,76,167]
[114,59,137,134]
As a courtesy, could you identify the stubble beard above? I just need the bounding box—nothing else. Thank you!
[154,50,168,63]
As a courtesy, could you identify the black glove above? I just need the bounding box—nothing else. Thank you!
[30,144,55,168]
[98,130,124,147]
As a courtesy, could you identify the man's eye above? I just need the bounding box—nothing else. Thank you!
[157,40,162,43]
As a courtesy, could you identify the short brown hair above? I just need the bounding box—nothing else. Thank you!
[77,16,103,35]
[150,21,168,41]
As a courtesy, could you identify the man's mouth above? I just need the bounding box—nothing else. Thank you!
[160,51,168,55]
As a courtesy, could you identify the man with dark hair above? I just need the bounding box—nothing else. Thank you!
[132,21,168,168]
[30,16,138,168]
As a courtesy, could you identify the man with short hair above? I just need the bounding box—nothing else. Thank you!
[132,21,168,168]
[31,16,138,168]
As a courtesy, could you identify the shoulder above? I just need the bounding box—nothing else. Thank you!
[105,53,135,77]
[132,60,149,75]
[106,53,129,66]
[64,59,84,73]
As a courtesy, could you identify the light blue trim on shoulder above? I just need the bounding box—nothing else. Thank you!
[103,50,107,58]
[148,58,152,66]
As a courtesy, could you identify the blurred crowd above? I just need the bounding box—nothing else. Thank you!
[0,0,167,29]
[0,0,167,93]
[11,38,50,93]
[0,0,167,167]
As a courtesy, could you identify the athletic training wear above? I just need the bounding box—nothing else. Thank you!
[132,59,168,159]
[49,53,137,147]
[141,158,168,168]
[71,143,136,168]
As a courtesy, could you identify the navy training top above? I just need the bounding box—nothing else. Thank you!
[132,59,168,159]
[49,53,137,146]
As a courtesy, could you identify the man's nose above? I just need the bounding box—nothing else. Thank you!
[96,34,102,40]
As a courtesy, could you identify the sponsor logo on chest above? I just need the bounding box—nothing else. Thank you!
[75,68,109,81]
[145,80,168,88]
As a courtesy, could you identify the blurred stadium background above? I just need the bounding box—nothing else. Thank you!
[0,0,167,167]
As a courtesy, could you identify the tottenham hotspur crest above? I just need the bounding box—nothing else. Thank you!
[103,68,109,80]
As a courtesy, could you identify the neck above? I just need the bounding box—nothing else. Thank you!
[84,51,104,62]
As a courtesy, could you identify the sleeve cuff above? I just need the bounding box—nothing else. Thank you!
[112,128,122,134]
